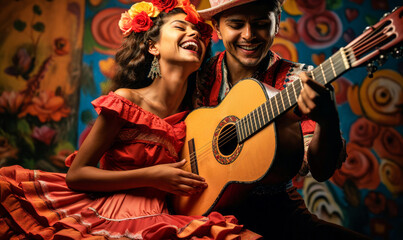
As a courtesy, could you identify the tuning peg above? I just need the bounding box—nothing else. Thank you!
[392,6,400,13]
[391,46,403,59]
[377,54,388,66]
[366,61,377,78]
[382,12,390,19]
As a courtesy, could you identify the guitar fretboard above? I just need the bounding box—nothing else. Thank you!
[236,48,354,143]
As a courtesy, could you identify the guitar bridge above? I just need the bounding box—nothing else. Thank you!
[188,138,199,175]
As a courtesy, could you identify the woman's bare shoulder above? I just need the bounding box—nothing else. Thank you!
[114,88,142,105]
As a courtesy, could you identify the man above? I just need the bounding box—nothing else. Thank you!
[194,0,371,239]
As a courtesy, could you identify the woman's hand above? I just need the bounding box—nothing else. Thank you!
[147,159,208,196]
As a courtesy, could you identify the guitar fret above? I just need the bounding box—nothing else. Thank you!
[236,123,242,142]
[255,109,260,129]
[251,111,257,132]
[292,82,298,102]
[262,105,267,125]
[239,120,245,141]
[257,106,263,128]
[337,51,348,76]
[268,99,275,119]
[285,88,292,107]
[273,95,280,116]
[329,57,337,77]
[313,68,323,85]
[283,91,290,109]
[245,114,250,137]
[244,118,248,139]
[264,102,270,122]
[248,112,254,135]
[242,119,247,140]
[310,70,316,82]
[279,91,285,110]
[276,94,284,114]
[299,78,304,90]
[320,64,327,84]
[335,51,342,76]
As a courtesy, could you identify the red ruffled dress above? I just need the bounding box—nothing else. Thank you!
[0,92,261,240]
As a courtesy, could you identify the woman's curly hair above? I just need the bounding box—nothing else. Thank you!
[110,8,211,93]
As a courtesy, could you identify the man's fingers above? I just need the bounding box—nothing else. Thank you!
[299,88,316,114]
[300,72,328,95]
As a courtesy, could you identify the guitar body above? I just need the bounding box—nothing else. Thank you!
[171,6,403,215]
[171,79,304,216]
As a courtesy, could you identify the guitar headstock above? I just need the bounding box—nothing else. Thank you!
[345,6,403,76]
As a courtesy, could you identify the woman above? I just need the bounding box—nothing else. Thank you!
[0,1,261,239]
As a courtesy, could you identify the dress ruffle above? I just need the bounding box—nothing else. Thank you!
[0,165,262,240]
[92,92,188,143]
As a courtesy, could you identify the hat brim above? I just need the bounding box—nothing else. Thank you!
[198,0,258,20]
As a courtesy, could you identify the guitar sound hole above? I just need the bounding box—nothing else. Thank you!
[217,124,238,156]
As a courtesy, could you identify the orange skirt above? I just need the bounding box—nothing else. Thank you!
[0,165,261,240]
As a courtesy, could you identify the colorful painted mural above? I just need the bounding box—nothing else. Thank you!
[0,0,401,239]
[270,1,402,239]
[0,0,85,172]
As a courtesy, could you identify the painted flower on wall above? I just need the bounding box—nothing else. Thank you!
[0,4,74,171]
[331,142,380,190]
[364,191,386,214]
[373,127,403,162]
[4,48,35,80]
[31,126,57,146]
[379,159,403,195]
[0,91,25,115]
[54,38,70,56]
[349,117,381,148]
[0,136,18,164]
[19,91,71,123]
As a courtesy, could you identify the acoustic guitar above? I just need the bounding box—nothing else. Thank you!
[171,6,403,216]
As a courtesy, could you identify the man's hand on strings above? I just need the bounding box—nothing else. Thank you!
[297,72,338,124]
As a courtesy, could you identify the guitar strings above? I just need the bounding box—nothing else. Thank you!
[186,24,383,167]
[186,52,353,166]
[186,53,353,165]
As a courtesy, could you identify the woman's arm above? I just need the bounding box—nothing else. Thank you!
[65,111,207,195]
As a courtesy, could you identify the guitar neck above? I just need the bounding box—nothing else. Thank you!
[235,6,403,143]
[236,47,353,143]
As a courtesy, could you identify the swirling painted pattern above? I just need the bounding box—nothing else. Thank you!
[331,142,380,190]
[348,70,403,126]
[373,127,403,164]
[379,159,403,195]
[271,38,298,62]
[297,10,342,49]
[92,8,126,54]
[349,117,381,148]
[295,0,326,15]
[303,176,343,225]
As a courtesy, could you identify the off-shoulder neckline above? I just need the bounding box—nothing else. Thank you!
[108,91,188,124]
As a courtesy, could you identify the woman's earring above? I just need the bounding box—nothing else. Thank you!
[148,55,161,79]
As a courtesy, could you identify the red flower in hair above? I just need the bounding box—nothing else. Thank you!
[197,21,213,42]
[184,8,199,24]
[178,0,201,24]
[152,0,178,13]
[131,11,153,33]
